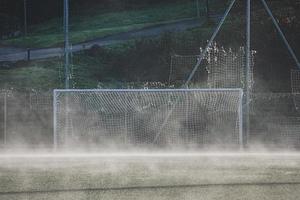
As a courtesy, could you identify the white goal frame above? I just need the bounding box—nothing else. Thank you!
[53,88,244,150]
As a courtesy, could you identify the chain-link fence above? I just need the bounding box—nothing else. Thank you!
[1,90,300,149]
[250,93,300,148]
[0,90,52,148]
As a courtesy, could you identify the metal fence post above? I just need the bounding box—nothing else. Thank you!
[27,48,30,61]
[3,92,7,146]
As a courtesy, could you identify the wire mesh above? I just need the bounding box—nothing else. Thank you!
[54,89,243,150]
[250,93,300,148]
[168,45,255,89]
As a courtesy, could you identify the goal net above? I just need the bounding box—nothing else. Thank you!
[53,89,243,150]
[291,70,300,111]
[169,45,255,89]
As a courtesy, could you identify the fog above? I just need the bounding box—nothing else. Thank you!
[1,88,300,153]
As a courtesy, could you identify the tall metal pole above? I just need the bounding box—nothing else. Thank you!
[245,0,251,146]
[239,89,244,150]
[64,0,70,89]
[61,0,71,150]
[23,0,27,36]
[196,0,200,18]
[3,92,7,146]
[206,0,210,19]
[53,91,57,150]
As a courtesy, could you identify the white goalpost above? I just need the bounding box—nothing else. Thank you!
[53,88,243,150]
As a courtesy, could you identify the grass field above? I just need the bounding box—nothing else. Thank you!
[0,1,203,48]
[0,152,300,200]
[0,25,214,90]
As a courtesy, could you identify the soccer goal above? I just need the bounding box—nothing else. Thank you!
[53,89,243,150]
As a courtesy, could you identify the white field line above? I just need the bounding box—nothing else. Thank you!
[1,151,300,159]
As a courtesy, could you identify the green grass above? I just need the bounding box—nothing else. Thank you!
[0,60,63,89]
[0,23,217,90]
[0,1,204,48]
[0,13,247,91]
[0,15,230,91]
[0,47,138,90]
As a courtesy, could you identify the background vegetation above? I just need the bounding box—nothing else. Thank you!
[1,0,205,48]
[0,0,299,93]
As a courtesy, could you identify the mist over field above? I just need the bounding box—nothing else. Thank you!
[0,0,300,199]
